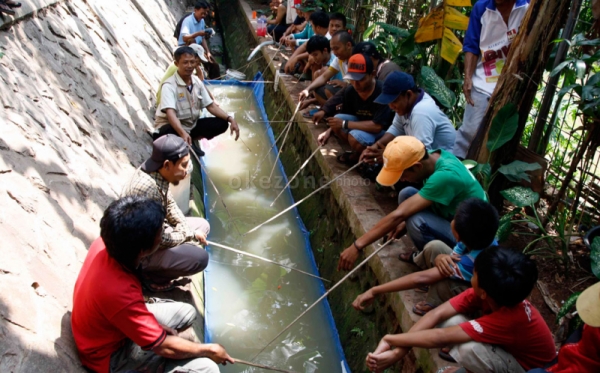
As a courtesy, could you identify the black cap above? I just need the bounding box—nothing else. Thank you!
[142,134,189,172]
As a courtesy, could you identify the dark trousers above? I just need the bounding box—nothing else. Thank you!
[268,23,289,42]
[202,59,221,79]
[158,116,229,141]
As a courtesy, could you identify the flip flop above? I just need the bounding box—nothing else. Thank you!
[302,108,319,118]
[412,301,437,316]
[398,251,417,264]
[142,277,192,293]
[336,151,359,166]
[439,348,457,363]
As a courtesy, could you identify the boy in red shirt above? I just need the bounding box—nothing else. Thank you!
[366,246,556,373]
[72,196,233,373]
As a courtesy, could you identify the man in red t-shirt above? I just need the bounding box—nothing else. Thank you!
[365,246,556,373]
[72,196,234,373]
[527,281,600,373]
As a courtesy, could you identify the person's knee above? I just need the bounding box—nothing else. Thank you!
[191,248,209,272]
[177,303,198,328]
[397,186,419,204]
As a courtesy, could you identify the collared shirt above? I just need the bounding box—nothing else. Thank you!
[122,169,193,250]
[387,91,456,151]
[463,0,530,95]
[178,13,205,46]
[154,71,213,131]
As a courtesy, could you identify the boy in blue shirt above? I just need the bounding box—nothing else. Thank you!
[352,198,498,316]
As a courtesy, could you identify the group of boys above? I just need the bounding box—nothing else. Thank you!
[68,1,600,373]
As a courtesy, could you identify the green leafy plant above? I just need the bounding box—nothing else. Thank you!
[350,327,364,337]
[592,237,600,279]
[556,292,584,337]
[419,66,456,109]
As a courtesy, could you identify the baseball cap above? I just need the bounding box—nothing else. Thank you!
[374,71,416,105]
[188,44,209,62]
[576,282,600,327]
[343,53,374,81]
[142,134,190,172]
[376,136,426,186]
[296,0,317,12]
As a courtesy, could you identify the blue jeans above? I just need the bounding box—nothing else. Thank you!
[335,114,386,147]
[454,89,491,159]
[398,187,456,251]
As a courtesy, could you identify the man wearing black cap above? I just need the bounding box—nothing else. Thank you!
[123,134,210,292]
[155,46,240,156]
[360,71,456,165]
[313,53,394,165]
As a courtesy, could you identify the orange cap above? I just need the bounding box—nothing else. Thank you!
[376,136,426,186]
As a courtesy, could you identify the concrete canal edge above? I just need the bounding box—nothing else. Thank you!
[211,0,452,371]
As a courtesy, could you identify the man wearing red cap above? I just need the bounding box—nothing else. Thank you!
[123,134,211,292]
[338,136,485,270]
[312,53,394,165]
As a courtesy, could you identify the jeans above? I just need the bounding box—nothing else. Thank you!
[335,114,386,147]
[453,89,491,159]
[110,299,219,373]
[398,187,456,251]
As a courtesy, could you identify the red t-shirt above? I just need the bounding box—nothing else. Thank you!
[71,238,166,373]
[449,288,556,370]
[548,325,600,373]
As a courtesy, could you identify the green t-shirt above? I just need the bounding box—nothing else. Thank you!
[418,149,486,220]
[156,63,179,107]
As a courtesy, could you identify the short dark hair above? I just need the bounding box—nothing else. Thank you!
[306,35,330,54]
[474,246,538,307]
[454,198,499,250]
[309,11,329,29]
[100,196,165,272]
[353,41,382,60]
[174,46,196,62]
[329,12,346,27]
[194,1,209,9]
[332,30,355,46]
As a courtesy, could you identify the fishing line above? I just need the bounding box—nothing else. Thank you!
[270,145,323,207]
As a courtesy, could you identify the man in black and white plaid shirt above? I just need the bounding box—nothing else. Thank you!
[123,134,210,292]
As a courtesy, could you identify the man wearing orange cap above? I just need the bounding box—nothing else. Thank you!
[338,136,485,270]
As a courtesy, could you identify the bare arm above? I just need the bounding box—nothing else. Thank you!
[202,38,211,59]
[183,31,206,45]
[153,336,234,364]
[462,52,478,106]
[267,5,286,24]
[299,69,336,100]
[206,103,240,140]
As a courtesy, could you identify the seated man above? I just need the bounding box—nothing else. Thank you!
[528,282,600,373]
[366,246,556,373]
[279,8,305,43]
[266,0,289,42]
[337,136,486,271]
[155,46,239,155]
[298,30,354,104]
[178,1,220,79]
[360,71,456,165]
[352,198,498,316]
[314,53,394,165]
[300,35,342,106]
[72,196,233,373]
[283,10,330,75]
[123,135,210,292]
[283,0,318,49]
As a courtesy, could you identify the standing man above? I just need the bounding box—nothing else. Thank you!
[178,1,221,79]
[453,0,529,159]
[314,54,395,165]
[360,71,456,164]
[155,46,239,156]
[124,135,211,292]
[72,196,234,372]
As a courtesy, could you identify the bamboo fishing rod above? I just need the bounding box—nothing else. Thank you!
[245,161,364,235]
[233,358,298,373]
[270,145,323,207]
[250,237,396,361]
[267,101,302,181]
[207,240,330,282]
[189,147,243,237]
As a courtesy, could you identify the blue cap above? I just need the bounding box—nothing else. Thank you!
[374,71,416,105]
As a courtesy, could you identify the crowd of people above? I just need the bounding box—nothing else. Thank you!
[67,0,600,372]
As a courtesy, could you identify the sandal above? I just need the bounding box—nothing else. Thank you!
[412,301,437,316]
[439,347,457,363]
[142,277,192,293]
[436,367,465,373]
[302,108,320,118]
[398,251,417,264]
[337,151,359,166]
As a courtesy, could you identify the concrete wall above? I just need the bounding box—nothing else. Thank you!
[0,0,189,370]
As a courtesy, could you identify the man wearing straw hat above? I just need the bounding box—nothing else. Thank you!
[527,281,600,373]
[338,136,485,270]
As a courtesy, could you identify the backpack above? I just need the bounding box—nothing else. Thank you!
[174,12,192,40]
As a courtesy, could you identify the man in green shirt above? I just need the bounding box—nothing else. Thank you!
[338,136,486,270]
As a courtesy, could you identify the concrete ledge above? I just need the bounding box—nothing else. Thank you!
[218,1,456,371]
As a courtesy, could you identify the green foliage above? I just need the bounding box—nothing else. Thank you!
[486,103,519,152]
[592,237,600,279]
[557,292,581,323]
[497,161,542,183]
[350,327,364,337]
[497,210,518,242]
[500,187,540,207]
[420,66,457,109]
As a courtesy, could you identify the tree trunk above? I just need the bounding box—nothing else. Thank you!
[466,0,572,206]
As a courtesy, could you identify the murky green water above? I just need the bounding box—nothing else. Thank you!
[201,85,347,373]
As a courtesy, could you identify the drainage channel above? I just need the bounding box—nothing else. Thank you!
[198,77,349,373]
